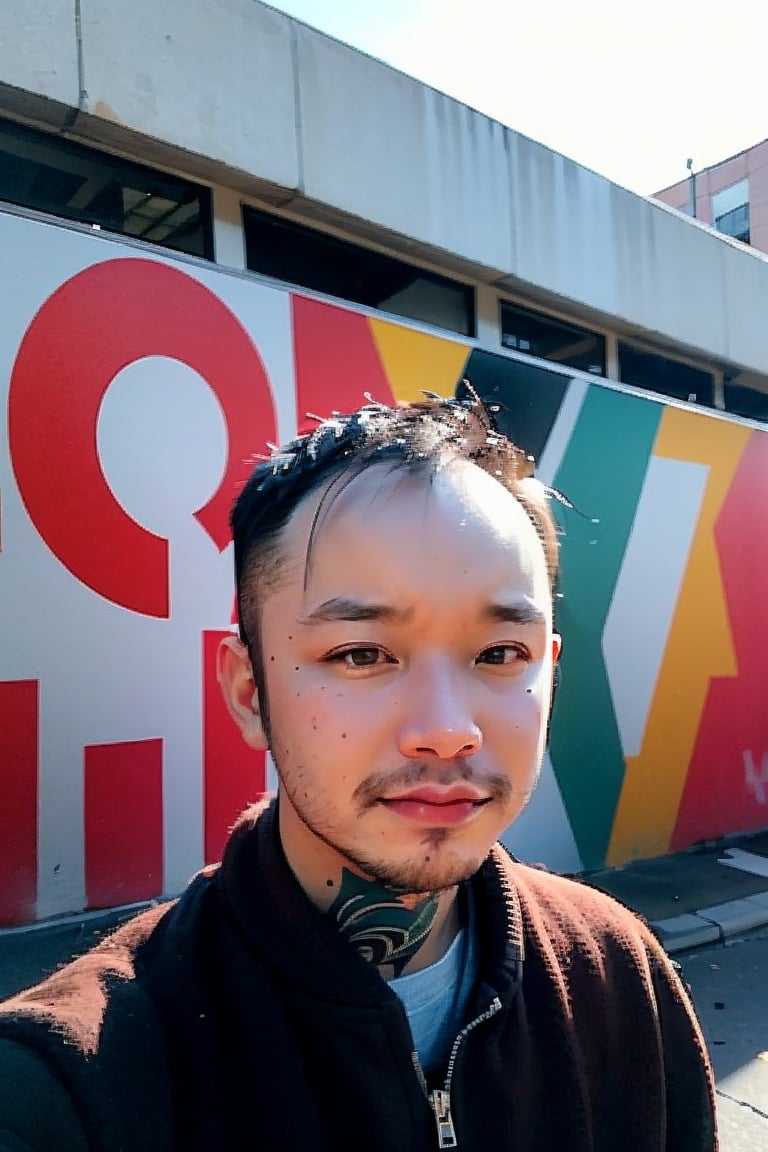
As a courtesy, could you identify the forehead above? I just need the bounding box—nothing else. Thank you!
[273,459,551,615]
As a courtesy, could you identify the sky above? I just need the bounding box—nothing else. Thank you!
[265,0,767,196]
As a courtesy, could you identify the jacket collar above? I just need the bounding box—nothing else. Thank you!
[217,798,524,1008]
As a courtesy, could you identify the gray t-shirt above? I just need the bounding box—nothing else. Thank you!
[389,892,478,1077]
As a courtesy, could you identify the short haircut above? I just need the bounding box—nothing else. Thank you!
[231,393,560,726]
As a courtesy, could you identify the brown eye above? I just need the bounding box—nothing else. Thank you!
[324,646,396,670]
[477,645,528,666]
[344,647,384,668]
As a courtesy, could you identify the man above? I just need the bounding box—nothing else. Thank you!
[0,396,717,1151]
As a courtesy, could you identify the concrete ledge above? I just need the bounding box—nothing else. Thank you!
[0,900,152,940]
[651,914,721,953]
[79,0,300,190]
[0,7,79,109]
[652,895,768,954]
[696,898,768,936]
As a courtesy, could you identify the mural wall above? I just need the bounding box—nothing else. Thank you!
[1,211,767,924]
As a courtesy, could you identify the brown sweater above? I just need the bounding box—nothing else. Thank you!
[0,801,717,1152]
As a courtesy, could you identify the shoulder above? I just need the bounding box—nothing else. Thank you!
[0,901,172,1056]
[0,1038,88,1152]
[488,853,717,1141]
[491,846,663,963]
[492,849,702,1036]
[0,899,187,1151]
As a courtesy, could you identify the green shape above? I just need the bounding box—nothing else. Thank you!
[549,386,662,869]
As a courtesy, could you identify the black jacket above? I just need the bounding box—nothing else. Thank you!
[0,800,717,1151]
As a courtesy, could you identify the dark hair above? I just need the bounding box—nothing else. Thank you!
[231,393,559,726]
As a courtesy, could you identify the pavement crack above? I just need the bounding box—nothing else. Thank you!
[716,1088,768,1120]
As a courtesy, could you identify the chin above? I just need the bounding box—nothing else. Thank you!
[347,843,488,896]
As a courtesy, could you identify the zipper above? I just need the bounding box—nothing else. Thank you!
[412,995,502,1150]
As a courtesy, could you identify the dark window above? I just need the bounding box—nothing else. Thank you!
[500,301,605,376]
[0,117,213,259]
[724,380,768,423]
[714,203,750,244]
[243,206,474,336]
[618,343,714,408]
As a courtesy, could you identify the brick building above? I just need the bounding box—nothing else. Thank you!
[654,140,768,254]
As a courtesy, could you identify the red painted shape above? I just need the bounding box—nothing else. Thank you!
[8,259,276,617]
[672,433,768,848]
[85,738,163,908]
[0,681,38,925]
[203,630,266,865]
[292,295,396,434]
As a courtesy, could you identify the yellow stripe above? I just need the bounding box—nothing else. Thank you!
[369,318,470,403]
[607,408,750,863]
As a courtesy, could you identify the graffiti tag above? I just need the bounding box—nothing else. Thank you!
[744,750,768,806]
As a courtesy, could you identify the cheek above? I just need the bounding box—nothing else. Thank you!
[270,670,371,751]
[523,657,555,707]
[485,681,547,745]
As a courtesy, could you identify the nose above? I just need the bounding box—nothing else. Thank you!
[398,663,482,761]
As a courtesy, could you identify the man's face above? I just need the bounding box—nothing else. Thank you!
[223,459,560,895]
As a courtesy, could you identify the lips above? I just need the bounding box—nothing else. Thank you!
[378,788,491,827]
[383,787,489,806]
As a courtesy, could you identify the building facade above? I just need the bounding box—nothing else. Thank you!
[654,140,768,255]
[1,1,768,924]
[654,140,768,422]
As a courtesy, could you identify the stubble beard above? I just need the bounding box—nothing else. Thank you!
[276,757,512,895]
[319,825,482,895]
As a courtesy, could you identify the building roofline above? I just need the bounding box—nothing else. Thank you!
[5,0,768,379]
[654,136,768,195]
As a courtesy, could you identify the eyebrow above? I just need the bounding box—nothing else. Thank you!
[483,601,548,627]
[299,598,412,626]
[299,597,546,627]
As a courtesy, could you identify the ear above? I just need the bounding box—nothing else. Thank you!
[217,635,269,751]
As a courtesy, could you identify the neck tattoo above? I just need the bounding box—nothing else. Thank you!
[328,868,438,977]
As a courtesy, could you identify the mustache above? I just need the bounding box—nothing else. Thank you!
[353,760,513,809]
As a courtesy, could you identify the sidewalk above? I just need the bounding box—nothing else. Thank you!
[584,829,768,953]
[2,831,768,1000]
